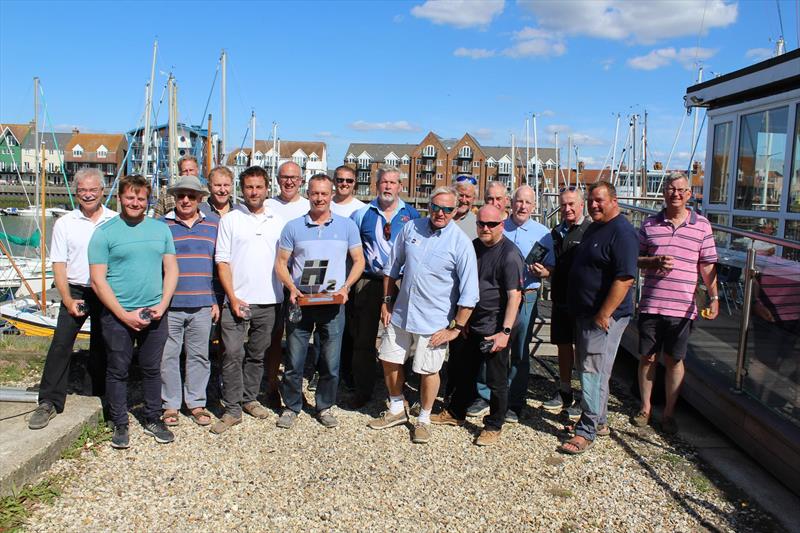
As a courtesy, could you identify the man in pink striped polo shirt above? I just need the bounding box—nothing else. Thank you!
[634,172,720,435]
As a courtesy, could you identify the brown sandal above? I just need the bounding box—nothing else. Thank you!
[557,435,594,455]
[190,408,213,426]
[162,410,180,426]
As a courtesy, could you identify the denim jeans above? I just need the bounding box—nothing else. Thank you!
[37,284,106,412]
[220,304,278,418]
[161,307,213,410]
[476,290,539,412]
[102,309,169,427]
[282,303,345,414]
[574,315,630,441]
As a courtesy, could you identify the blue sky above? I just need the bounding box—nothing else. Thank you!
[1,0,798,170]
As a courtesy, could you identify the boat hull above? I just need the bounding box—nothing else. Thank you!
[0,302,90,340]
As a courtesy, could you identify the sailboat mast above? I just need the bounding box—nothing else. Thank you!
[206,114,213,176]
[533,113,540,200]
[610,113,620,183]
[525,117,530,186]
[141,39,158,177]
[566,136,572,188]
[271,122,278,195]
[643,110,648,195]
[40,141,46,308]
[33,77,39,178]
[167,74,177,183]
[251,110,256,167]
[510,134,515,188]
[220,50,227,172]
[690,67,703,171]
[631,115,638,198]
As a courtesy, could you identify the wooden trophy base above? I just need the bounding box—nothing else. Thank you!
[297,292,345,306]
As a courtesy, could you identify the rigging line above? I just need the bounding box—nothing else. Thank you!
[685,113,707,177]
[776,0,786,39]
[692,0,710,70]
[38,83,74,209]
[654,109,689,195]
[199,60,221,130]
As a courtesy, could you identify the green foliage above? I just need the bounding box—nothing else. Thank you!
[0,477,61,532]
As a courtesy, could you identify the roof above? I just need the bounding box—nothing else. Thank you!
[64,133,127,162]
[1,123,32,145]
[226,140,326,165]
[21,132,72,151]
[345,143,417,161]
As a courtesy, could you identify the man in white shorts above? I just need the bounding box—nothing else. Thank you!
[367,186,478,444]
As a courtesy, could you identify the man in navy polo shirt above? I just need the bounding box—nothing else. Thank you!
[274,173,365,429]
[559,181,638,455]
[348,167,419,407]
[160,175,219,428]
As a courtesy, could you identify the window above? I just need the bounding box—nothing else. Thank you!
[487,160,496,168]
[310,154,319,162]
[358,156,371,169]
[709,122,733,204]
[416,158,422,165]
[385,157,398,167]
[236,152,247,166]
[735,106,788,212]
[790,104,800,213]
[437,159,442,166]
[423,145,435,157]
[498,162,511,174]
[73,146,83,157]
[473,161,480,168]
[97,148,108,159]
[459,146,472,158]
[346,154,356,163]
[0,161,4,171]
[436,173,442,180]
[293,156,307,167]
[401,155,409,165]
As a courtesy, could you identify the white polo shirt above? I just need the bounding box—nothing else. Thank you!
[215,206,286,305]
[266,196,310,223]
[50,205,118,286]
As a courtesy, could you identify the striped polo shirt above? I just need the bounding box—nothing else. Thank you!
[756,255,800,322]
[164,211,219,308]
[638,208,717,320]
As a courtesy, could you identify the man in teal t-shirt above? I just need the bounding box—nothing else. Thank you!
[89,174,178,449]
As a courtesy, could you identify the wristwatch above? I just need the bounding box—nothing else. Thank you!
[500,327,512,335]
[448,319,464,331]
[709,296,720,301]
[382,295,393,304]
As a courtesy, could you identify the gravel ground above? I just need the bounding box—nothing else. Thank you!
[17,358,785,533]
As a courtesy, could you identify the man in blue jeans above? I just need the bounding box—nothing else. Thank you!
[89,174,178,449]
[274,173,364,429]
[468,185,554,422]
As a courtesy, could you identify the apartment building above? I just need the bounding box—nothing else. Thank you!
[226,140,327,193]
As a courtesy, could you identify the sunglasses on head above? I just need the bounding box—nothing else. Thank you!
[430,203,455,214]
[476,220,502,228]
[456,175,477,185]
[336,177,355,184]
[559,185,578,193]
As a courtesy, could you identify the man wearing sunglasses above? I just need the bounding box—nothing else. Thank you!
[331,165,365,218]
[348,167,419,407]
[160,176,220,428]
[153,155,199,217]
[369,186,478,444]
[432,205,523,446]
[452,175,478,239]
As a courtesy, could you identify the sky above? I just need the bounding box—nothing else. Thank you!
[1,0,798,171]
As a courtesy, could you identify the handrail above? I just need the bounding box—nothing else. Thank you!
[618,202,800,251]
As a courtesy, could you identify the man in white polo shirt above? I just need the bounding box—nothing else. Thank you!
[330,165,365,218]
[29,167,117,430]
[212,166,286,434]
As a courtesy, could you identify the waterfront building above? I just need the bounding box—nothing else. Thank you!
[19,130,72,184]
[0,123,31,182]
[225,140,327,193]
[344,131,558,203]
[126,123,215,184]
[64,132,127,186]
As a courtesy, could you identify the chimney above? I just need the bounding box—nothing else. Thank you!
[72,128,80,135]
[653,161,663,170]
[692,161,701,174]
[578,161,585,172]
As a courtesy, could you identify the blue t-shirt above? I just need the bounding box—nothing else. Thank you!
[351,199,420,278]
[88,217,176,310]
[279,213,362,293]
[567,214,638,319]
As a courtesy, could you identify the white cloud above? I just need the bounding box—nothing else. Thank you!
[454,47,496,59]
[518,0,737,45]
[316,131,334,138]
[501,25,566,58]
[627,47,717,70]
[544,124,604,146]
[411,0,504,29]
[472,128,494,141]
[745,47,772,62]
[600,58,614,71]
[540,110,555,117]
[572,133,605,147]
[348,120,419,132]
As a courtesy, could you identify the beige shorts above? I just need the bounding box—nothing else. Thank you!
[378,323,447,375]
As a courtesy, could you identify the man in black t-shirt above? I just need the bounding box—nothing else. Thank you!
[559,181,637,456]
[431,205,523,446]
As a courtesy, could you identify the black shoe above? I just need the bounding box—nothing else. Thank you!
[111,424,130,449]
[28,402,56,430]
[143,420,175,444]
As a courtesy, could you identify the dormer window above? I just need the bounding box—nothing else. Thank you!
[236,152,247,166]
[346,154,356,163]
[97,145,108,159]
[401,155,410,165]
[73,145,83,157]
[423,145,435,157]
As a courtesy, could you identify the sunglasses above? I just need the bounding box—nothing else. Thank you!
[559,186,578,193]
[176,192,199,200]
[430,203,455,214]
[456,175,477,185]
[336,178,355,184]
[383,222,391,241]
[477,220,502,228]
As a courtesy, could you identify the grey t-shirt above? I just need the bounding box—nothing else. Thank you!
[454,210,478,240]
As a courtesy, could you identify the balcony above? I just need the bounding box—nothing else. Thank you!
[357,173,371,184]
[497,166,511,175]
[422,163,435,172]
[358,161,371,170]
[458,164,471,173]
[420,176,433,186]
[457,149,472,159]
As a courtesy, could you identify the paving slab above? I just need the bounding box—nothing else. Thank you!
[0,394,102,496]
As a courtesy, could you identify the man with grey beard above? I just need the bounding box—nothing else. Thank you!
[346,167,420,407]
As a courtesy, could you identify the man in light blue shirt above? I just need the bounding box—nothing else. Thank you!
[274,174,364,430]
[469,185,555,422]
[368,186,479,444]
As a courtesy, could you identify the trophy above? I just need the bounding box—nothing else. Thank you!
[296,259,345,306]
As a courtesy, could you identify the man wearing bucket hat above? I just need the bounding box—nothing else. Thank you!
[160,175,220,428]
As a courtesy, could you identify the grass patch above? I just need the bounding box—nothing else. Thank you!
[61,417,111,460]
[661,452,684,467]
[690,474,713,493]
[0,477,62,532]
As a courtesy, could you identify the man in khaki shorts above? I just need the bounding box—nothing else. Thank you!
[367,186,479,444]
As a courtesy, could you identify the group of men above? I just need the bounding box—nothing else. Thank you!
[27,155,719,454]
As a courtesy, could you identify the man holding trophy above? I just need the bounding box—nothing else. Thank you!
[274,174,365,430]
